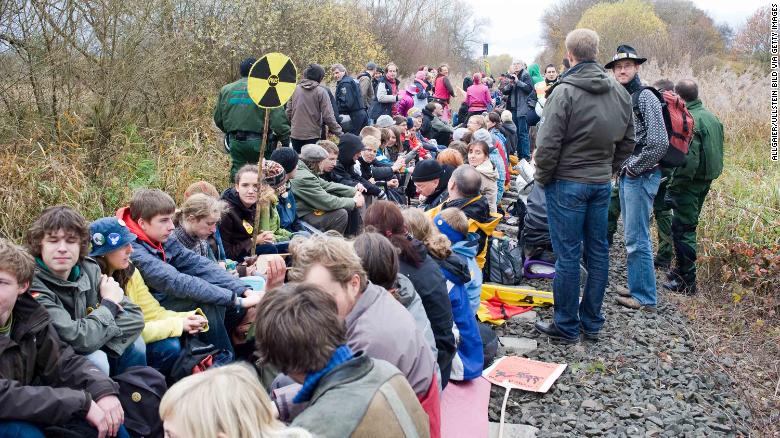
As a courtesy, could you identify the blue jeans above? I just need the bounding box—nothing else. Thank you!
[545,179,611,338]
[620,169,662,306]
[0,421,45,438]
[0,421,130,438]
[514,112,530,160]
[147,337,182,376]
[108,335,147,375]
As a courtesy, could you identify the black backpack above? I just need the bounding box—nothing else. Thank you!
[483,236,524,285]
[169,335,221,384]
[114,366,167,438]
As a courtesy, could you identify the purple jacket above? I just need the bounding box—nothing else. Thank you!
[345,283,436,397]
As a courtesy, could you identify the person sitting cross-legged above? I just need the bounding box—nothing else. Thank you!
[0,238,130,438]
[26,206,145,376]
[118,189,279,361]
[254,282,431,438]
[89,217,209,376]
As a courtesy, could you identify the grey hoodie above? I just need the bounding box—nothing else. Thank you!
[286,78,343,140]
[534,61,636,185]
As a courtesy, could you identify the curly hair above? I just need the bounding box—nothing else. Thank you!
[401,208,452,260]
[25,205,89,262]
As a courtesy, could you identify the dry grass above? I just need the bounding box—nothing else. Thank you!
[640,60,779,435]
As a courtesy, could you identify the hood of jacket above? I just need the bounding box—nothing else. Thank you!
[474,160,498,181]
[435,253,471,286]
[444,195,492,224]
[338,133,365,167]
[300,78,321,90]
[557,61,612,95]
[451,234,480,259]
[393,273,417,308]
[222,187,255,221]
[117,206,167,259]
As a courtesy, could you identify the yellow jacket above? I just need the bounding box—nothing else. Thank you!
[125,269,207,344]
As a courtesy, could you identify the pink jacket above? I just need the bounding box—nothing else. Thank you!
[397,91,416,118]
[465,84,491,112]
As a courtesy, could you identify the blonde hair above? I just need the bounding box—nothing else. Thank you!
[316,139,339,155]
[439,208,469,235]
[362,135,380,150]
[565,28,599,62]
[401,208,452,260]
[288,234,368,291]
[159,364,311,438]
[176,193,228,224]
[468,115,487,130]
[360,126,381,140]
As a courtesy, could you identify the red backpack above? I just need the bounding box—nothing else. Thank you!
[632,87,694,168]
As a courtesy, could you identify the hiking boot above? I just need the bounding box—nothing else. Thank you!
[665,269,679,282]
[615,285,631,297]
[663,278,697,295]
[534,321,578,344]
[615,296,657,312]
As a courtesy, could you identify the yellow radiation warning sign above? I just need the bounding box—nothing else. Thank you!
[247,53,297,109]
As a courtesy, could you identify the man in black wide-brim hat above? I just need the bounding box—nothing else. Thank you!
[605,44,670,312]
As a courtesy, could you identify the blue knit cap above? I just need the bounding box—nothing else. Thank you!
[89,217,137,257]
[434,213,466,243]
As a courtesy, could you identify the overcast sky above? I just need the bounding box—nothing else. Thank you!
[467,0,770,62]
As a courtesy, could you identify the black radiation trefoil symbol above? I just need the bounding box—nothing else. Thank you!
[247,53,298,109]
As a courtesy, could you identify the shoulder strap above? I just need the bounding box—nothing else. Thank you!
[631,86,663,126]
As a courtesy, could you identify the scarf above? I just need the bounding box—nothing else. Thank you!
[0,313,12,336]
[172,226,209,258]
[623,73,643,95]
[35,257,81,282]
[293,345,354,403]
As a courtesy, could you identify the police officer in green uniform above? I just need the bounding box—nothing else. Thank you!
[663,79,724,295]
[214,57,291,182]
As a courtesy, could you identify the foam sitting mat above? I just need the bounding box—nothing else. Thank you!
[478,283,553,325]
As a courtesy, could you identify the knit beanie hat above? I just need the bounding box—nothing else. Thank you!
[269,147,299,174]
[375,115,395,128]
[412,159,444,182]
[262,160,287,195]
[473,128,493,144]
[453,127,470,142]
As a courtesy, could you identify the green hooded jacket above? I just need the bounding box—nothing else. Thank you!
[30,258,144,356]
[290,160,356,218]
[528,64,544,85]
[671,99,724,182]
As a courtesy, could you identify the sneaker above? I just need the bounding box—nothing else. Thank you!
[663,278,697,295]
[534,321,578,344]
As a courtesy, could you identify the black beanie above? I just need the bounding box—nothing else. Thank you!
[240,57,256,77]
[412,159,443,182]
[270,147,299,174]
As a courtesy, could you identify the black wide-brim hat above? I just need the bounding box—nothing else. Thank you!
[604,44,647,69]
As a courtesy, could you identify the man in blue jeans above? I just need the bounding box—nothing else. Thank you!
[605,45,669,311]
[502,59,534,160]
[533,29,635,343]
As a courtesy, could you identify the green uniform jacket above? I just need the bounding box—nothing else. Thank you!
[30,258,145,356]
[672,99,724,182]
[213,77,291,142]
[290,160,357,218]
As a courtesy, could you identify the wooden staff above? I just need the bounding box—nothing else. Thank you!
[250,111,271,257]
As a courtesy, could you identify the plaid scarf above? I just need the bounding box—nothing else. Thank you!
[293,345,354,403]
